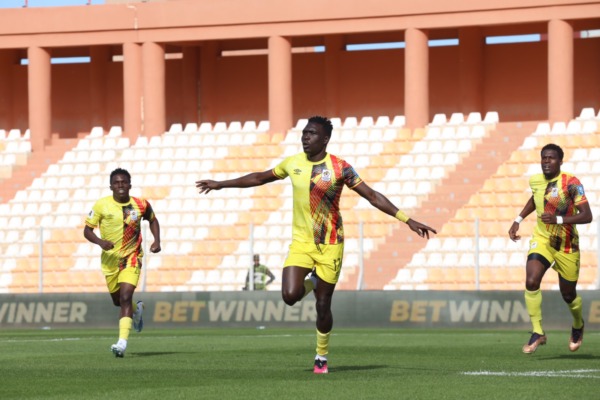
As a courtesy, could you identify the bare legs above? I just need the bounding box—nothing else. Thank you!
[109,282,136,318]
[282,266,336,333]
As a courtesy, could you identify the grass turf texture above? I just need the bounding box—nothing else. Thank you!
[0,328,597,400]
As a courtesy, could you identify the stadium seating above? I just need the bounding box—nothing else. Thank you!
[0,129,32,180]
[0,110,598,293]
[384,111,599,291]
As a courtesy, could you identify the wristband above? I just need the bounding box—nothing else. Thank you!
[395,210,409,223]
[514,216,523,224]
[556,216,563,225]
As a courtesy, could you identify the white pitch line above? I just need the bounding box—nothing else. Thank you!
[462,369,600,379]
[0,337,84,343]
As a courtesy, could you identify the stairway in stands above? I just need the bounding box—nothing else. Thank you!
[0,136,76,203]
[346,121,540,290]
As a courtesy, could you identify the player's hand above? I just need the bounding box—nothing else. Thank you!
[540,213,556,224]
[196,179,221,195]
[407,219,437,239]
[99,240,114,251]
[508,222,521,242]
[150,241,161,253]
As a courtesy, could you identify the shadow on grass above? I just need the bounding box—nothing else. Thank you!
[130,351,199,357]
[305,364,387,373]
[538,354,600,361]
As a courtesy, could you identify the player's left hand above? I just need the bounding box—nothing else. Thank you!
[540,213,557,224]
[150,242,161,253]
[407,219,437,239]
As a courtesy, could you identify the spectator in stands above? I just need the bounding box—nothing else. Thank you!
[243,254,276,290]
[509,143,592,354]
[196,115,436,374]
[83,168,161,358]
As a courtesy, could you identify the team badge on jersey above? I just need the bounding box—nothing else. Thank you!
[551,187,559,197]
[322,169,332,182]
[130,210,138,221]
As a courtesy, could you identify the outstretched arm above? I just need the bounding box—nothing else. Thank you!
[196,170,280,194]
[353,181,437,239]
[508,196,535,242]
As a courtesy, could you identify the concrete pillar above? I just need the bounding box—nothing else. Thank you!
[404,28,429,129]
[122,42,143,140]
[268,35,293,134]
[27,46,52,152]
[182,46,199,125]
[199,41,219,123]
[458,27,484,115]
[142,41,166,137]
[548,19,574,123]
[89,46,110,132]
[324,35,343,119]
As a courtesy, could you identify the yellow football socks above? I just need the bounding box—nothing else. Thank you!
[524,289,543,334]
[316,329,330,357]
[567,295,584,329]
[119,317,133,341]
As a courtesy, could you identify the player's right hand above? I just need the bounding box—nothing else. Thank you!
[99,240,115,251]
[196,179,220,195]
[508,223,521,242]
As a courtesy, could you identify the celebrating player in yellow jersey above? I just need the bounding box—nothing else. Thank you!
[84,168,161,358]
[509,143,592,354]
[196,116,436,373]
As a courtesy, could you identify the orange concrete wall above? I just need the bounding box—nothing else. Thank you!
[575,38,600,112]
[215,55,269,124]
[336,50,405,121]
[2,37,600,135]
[10,66,28,130]
[430,46,460,117]
[486,42,548,120]
[0,0,599,136]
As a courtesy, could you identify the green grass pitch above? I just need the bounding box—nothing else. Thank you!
[0,328,597,399]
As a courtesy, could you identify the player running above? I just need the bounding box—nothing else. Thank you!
[84,168,161,358]
[509,143,592,354]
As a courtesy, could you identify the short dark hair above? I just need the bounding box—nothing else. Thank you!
[110,168,131,184]
[308,116,333,137]
[541,143,564,161]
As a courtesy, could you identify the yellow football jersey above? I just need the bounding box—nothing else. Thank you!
[85,196,156,273]
[273,152,362,245]
[529,172,588,253]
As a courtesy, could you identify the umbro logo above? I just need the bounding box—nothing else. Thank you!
[293,168,302,175]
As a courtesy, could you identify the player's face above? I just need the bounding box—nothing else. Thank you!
[110,174,132,203]
[540,149,562,179]
[301,122,329,159]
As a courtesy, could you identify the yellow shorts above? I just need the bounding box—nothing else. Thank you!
[528,237,580,282]
[104,258,142,294]
[283,240,344,284]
